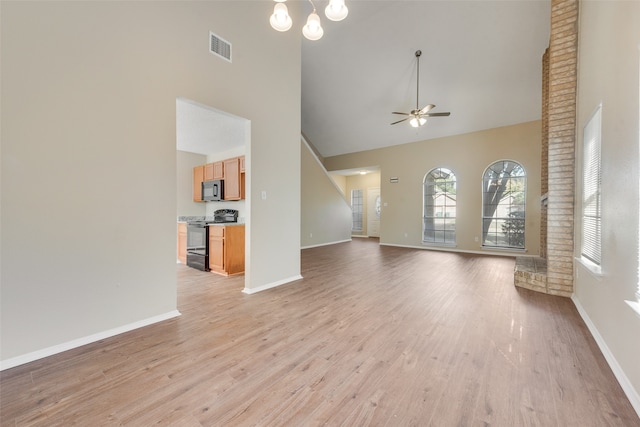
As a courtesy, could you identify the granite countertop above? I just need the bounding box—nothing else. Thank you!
[177,216,244,226]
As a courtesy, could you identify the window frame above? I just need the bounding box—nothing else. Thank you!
[581,104,602,269]
[422,167,457,246]
[481,160,526,250]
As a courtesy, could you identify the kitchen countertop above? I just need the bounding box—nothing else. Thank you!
[177,216,244,226]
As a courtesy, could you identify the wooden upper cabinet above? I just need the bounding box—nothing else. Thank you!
[239,156,245,173]
[193,165,204,202]
[204,162,223,181]
[223,157,241,200]
[213,161,224,180]
[204,163,214,181]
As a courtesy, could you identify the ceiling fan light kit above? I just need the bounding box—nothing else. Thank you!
[269,0,348,41]
[391,50,451,128]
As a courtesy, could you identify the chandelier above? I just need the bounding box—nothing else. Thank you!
[270,0,349,41]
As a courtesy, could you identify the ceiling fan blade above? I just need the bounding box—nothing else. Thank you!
[419,104,435,114]
[390,117,410,125]
[423,112,451,117]
[391,112,411,116]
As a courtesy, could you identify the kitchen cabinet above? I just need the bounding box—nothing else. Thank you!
[177,223,187,264]
[208,225,245,276]
[204,161,223,181]
[193,165,204,202]
[223,157,242,201]
[213,161,224,180]
[239,156,245,173]
[204,163,214,181]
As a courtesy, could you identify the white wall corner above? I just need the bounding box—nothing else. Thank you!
[242,275,303,294]
[571,296,640,419]
[0,310,181,371]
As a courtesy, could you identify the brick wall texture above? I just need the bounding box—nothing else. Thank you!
[540,48,550,260]
[545,0,579,296]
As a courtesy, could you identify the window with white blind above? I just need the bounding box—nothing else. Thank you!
[351,189,363,232]
[423,167,456,245]
[581,104,602,267]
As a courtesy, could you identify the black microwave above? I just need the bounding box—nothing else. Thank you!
[202,180,224,201]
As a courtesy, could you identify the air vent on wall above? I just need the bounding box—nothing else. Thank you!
[209,31,232,63]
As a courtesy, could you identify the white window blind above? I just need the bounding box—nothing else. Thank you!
[582,104,602,266]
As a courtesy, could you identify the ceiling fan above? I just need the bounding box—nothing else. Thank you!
[391,50,450,127]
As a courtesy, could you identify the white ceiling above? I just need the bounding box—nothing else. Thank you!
[176,1,551,161]
[301,0,551,158]
[176,97,246,155]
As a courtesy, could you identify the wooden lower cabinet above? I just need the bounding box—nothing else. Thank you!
[177,223,187,264]
[208,225,245,276]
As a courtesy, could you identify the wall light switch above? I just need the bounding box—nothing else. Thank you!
[261,190,267,200]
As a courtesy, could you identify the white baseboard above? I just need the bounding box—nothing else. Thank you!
[0,310,181,371]
[571,296,640,418]
[242,274,303,294]
[301,239,351,250]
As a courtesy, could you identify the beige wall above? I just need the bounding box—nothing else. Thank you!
[177,150,207,217]
[573,0,640,409]
[1,1,301,365]
[324,121,542,254]
[301,141,352,248]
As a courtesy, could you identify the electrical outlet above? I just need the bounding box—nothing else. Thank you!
[474,236,479,242]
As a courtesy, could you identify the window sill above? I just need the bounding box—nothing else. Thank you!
[625,300,640,319]
[422,242,457,248]
[481,246,526,254]
[575,256,603,280]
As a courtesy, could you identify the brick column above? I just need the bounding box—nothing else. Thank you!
[546,0,579,296]
[540,48,549,260]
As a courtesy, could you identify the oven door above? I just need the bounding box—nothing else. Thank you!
[186,224,208,255]
[186,224,209,271]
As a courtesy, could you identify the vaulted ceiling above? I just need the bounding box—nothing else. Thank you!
[301,0,551,158]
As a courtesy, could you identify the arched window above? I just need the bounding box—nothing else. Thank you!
[482,160,526,249]
[423,167,456,245]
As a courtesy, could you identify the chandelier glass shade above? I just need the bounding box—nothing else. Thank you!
[302,11,324,41]
[325,0,349,21]
[269,3,293,32]
[269,0,348,41]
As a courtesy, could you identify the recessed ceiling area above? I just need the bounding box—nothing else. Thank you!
[176,97,246,155]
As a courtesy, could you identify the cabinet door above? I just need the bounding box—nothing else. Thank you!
[177,223,187,264]
[225,226,245,275]
[208,227,225,273]
[213,161,224,180]
[204,163,214,181]
[193,165,204,202]
[223,158,241,200]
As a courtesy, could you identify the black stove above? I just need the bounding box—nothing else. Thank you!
[186,210,238,271]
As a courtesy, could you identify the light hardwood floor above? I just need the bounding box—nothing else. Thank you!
[2,238,639,426]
